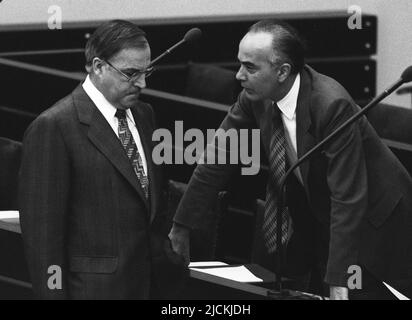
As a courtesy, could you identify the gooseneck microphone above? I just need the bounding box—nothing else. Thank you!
[271,65,412,298]
[148,28,202,67]
[401,65,412,83]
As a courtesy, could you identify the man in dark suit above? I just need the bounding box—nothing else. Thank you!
[169,20,412,299]
[19,20,185,299]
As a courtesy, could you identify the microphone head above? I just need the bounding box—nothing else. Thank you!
[401,65,412,83]
[183,28,202,43]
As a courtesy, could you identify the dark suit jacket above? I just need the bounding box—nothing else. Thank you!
[19,85,185,299]
[175,66,412,288]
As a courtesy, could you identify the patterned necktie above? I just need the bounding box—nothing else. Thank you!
[263,103,291,254]
[115,109,149,199]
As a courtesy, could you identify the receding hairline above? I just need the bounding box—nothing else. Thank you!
[241,31,284,65]
[248,20,298,42]
[248,26,292,49]
[246,20,305,74]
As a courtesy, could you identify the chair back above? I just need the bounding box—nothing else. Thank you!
[184,62,241,105]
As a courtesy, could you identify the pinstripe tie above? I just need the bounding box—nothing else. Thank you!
[263,103,291,254]
[115,109,149,199]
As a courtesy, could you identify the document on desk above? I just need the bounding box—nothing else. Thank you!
[0,210,19,220]
[383,282,410,300]
[190,265,263,283]
[189,261,228,268]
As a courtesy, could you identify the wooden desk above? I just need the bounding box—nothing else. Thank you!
[0,215,322,300]
[0,217,20,234]
[184,264,275,299]
[0,214,32,299]
[182,264,323,300]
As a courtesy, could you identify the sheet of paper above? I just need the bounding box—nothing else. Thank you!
[189,261,228,268]
[0,211,19,220]
[383,282,410,300]
[191,265,263,283]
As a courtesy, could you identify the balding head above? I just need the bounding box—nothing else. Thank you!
[247,19,305,74]
[236,25,299,102]
[239,32,275,65]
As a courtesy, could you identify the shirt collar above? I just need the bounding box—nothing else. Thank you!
[276,73,301,120]
[82,75,135,124]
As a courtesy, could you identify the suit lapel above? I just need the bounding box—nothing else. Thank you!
[73,85,150,212]
[296,67,316,190]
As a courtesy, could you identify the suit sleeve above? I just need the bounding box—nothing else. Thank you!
[19,114,70,299]
[174,91,256,229]
[145,102,170,236]
[322,99,368,287]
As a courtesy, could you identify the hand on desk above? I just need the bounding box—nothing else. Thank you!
[168,223,190,267]
[330,286,349,300]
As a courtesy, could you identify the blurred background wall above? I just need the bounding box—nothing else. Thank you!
[1,0,411,107]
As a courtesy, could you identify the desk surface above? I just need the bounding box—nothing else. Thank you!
[188,264,324,300]
[0,218,20,233]
[189,264,276,298]
[0,218,324,299]
[0,211,21,233]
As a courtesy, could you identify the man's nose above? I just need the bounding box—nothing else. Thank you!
[236,66,246,81]
[132,76,146,89]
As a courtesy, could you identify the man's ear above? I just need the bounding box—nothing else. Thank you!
[277,63,292,83]
[91,57,105,76]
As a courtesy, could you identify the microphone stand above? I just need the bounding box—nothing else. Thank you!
[149,28,201,67]
[149,38,187,67]
[267,69,412,300]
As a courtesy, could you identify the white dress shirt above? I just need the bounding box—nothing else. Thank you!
[275,73,303,185]
[82,75,148,174]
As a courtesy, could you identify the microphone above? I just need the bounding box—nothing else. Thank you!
[183,27,202,43]
[270,65,412,298]
[149,28,202,67]
[401,65,412,82]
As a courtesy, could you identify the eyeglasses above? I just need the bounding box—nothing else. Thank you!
[103,59,154,82]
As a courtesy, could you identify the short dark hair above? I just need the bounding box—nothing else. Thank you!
[248,19,305,74]
[85,20,148,70]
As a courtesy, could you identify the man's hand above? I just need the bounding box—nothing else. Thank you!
[168,223,190,266]
[330,286,349,300]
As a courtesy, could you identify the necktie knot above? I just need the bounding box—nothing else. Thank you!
[115,109,127,120]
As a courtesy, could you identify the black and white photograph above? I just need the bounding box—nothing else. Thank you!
[0,0,412,305]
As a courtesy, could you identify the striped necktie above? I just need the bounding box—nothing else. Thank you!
[263,103,291,254]
[115,109,149,199]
